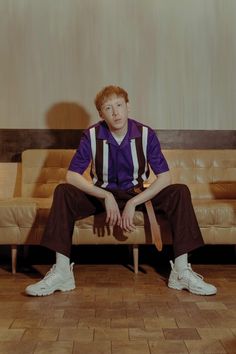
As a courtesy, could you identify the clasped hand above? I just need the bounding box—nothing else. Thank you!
[105,193,136,232]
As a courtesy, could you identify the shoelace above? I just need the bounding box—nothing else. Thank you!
[179,264,204,281]
[42,262,74,282]
[43,265,58,282]
[44,263,74,281]
[170,261,204,281]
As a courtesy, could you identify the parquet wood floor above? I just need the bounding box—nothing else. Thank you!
[0,262,236,353]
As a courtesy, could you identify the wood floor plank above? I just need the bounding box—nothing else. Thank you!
[111,340,150,354]
[149,340,188,354]
[73,340,111,354]
[185,339,227,353]
[34,341,73,354]
[0,341,36,354]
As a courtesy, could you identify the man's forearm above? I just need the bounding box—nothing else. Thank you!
[66,170,111,200]
[129,171,172,207]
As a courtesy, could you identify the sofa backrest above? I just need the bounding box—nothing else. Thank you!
[158,150,236,199]
[22,149,76,197]
[21,149,236,199]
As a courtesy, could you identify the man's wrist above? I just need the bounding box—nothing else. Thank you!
[104,191,113,199]
[128,197,138,208]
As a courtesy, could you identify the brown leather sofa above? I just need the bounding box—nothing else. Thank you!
[0,149,235,274]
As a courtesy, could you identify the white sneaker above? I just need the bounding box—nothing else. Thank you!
[25,263,75,296]
[168,261,217,295]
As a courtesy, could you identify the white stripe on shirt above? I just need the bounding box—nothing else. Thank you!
[101,140,109,188]
[89,127,98,184]
[141,126,149,181]
[130,138,139,186]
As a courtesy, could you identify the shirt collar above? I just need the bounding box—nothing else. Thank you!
[97,119,141,145]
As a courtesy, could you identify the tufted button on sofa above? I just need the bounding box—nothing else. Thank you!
[0,149,235,274]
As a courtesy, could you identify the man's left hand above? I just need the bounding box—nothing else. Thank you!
[119,200,136,232]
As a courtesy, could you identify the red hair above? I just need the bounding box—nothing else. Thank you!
[94,85,129,112]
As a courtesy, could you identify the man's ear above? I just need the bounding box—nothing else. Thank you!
[127,102,131,113]
[98,110,103,119]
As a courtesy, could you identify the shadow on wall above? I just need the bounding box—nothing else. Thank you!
[46,102,91,129]
[31,101,93,149]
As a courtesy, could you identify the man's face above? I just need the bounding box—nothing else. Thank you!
[99,95,129,135]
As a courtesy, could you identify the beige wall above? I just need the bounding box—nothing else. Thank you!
[0,0,236,130]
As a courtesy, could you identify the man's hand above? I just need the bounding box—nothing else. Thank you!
[104,192,121,226]
[119,199,136,232]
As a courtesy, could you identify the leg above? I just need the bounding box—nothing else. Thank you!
[11,245,17,274]
[133,244,139,274]
[152,184,204,257]
[151,184,216,295]
[25,183,104,296]
[41,183,103,257]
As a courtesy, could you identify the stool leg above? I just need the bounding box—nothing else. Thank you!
[11,245,17,274]
[133,244,139,274]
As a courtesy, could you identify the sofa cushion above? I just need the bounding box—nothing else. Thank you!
[193,199,236,226]
[0,199,37,228]
[0,199,37,245]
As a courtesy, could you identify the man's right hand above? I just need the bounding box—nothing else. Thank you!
[104,192,121,226]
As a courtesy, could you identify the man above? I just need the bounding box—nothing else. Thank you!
[25,85,217,296]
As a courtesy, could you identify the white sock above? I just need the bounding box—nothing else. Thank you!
[174,253,188,273]
[56,252,70,273]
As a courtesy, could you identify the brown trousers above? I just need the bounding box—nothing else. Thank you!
[41,183,204,258]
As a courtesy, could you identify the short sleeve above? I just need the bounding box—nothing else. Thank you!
[147,129,169,175]
[68,130,92,174]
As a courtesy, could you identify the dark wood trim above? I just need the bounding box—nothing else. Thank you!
[0,129,235,162]
[0,129,83,162]
[158,130,236,149]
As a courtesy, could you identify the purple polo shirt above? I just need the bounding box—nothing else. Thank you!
[68,118,169,190]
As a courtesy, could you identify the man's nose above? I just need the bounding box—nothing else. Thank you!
[112,107,118,116]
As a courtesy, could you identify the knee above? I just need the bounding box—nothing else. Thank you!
[53,183,76,198]
[172,183,191,199]
[54,183,69,193]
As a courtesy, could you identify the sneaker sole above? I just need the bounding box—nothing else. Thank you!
[25,281,76,297]
[168,281,217,296]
